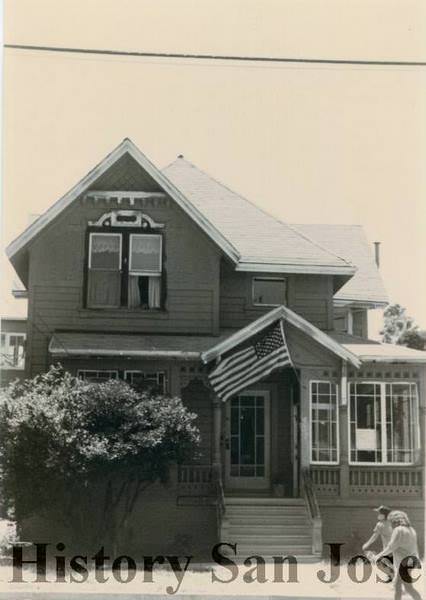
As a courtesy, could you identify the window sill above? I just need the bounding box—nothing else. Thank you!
[79,307,169,319]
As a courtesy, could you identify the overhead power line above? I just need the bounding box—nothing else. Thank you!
[4,43,426,67]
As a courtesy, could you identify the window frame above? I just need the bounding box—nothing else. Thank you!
[0,332,26,369]
[348,380,420,466]
[77,369,119,382]
[309,380,340,465]
[85,227,165,311]
[252,276,287,307]
[88,232,122,270]
[128,233,162,276]
[124,370,167,394]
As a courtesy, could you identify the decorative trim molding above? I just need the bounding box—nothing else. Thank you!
[88,210,165,229]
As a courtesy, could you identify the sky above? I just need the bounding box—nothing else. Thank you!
[2,1,426,335]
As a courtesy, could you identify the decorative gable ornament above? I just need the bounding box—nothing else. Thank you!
[88,210,164,229]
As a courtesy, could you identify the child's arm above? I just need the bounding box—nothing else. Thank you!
[376,528,400,561]
[362,531,380,551]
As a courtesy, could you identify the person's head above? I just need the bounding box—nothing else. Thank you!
[374,505,391,521]
[388,510,411,528]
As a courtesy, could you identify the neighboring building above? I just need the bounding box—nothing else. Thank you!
[0,317,27,386]
[5,139,426,558]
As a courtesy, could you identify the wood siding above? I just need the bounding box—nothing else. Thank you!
[219,262,333,331]
[25,170,221,375]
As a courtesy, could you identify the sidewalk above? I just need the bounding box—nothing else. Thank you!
[0,559,424,599]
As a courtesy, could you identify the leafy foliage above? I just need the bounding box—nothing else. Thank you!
[0,365,200,549]
[380,304,425,350]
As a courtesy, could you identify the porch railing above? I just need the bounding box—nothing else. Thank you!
[349,466,423,498]
[177,464,214,495]
[310,465,423,498]
[310,466,341,496]
[301,468,322,556]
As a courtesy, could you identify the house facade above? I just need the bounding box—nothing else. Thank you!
[6,139,426,558]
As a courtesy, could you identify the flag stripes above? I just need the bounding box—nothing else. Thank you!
[208,320,292,402]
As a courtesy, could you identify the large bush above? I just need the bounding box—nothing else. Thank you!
[0,366,200,551]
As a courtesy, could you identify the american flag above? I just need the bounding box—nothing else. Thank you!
[208,320,292,402]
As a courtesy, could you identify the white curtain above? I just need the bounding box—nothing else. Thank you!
[92,235,120,253]
[148,277,161,308]
[128,275,141,308]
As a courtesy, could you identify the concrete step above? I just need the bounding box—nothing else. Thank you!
[229,524,311,535]
[230,534,312,545]
[226,505,308,515]
[227,514,308,525]
[225,496,305,506]
[236,544,313,556]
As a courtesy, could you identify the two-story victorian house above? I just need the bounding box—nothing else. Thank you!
[6,139,426,558]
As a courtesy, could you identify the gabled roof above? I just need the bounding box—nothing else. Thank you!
[294,224,388,306]
[6,139,240,265]
[7,139,356,279]
[201,305,362,368]
[163,157,355,275]
[329,332,426,363]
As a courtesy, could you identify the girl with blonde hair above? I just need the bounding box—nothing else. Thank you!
[375,510,422,600]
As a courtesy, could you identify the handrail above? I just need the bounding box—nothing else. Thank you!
[212,462,226,541]
[301,467,322,556]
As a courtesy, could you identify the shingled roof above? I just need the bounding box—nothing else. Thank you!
[294,224,388,306]
[162,157,354,275]
[7,140,355,281]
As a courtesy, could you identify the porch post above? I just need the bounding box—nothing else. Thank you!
[212,397,222,467]
[339,361,350,498]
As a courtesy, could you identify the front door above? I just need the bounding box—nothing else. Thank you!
[225,391,271,489]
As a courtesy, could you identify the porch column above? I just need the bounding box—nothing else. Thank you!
[212,397,222,469]
[339,361,350,498]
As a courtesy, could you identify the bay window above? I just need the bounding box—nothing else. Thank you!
[349,382,419,465]
[310,381,339,464]
[86,230,163,310]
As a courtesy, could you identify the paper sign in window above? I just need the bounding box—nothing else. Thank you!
[356,428,377,451]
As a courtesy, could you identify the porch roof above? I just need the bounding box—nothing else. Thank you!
[330,332,426,364]
[201,305,362,368]
[48,330,235,360]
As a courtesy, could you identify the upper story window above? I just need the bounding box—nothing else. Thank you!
[128,235,162,309]
[0,332,26,369]
[85,211,164,311]
[349,381,419,465]
[252,277,286,306]
[88,233,122,308]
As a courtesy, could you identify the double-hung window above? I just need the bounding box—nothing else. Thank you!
[349,382,419,465]
[128,234,162,309]
[310,381,339,464]
[88,233,122,308]
[87,231,163,310]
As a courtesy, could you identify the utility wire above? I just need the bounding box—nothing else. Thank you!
[4,43,426,67]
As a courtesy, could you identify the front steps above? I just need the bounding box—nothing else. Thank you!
[223,496,319,560]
